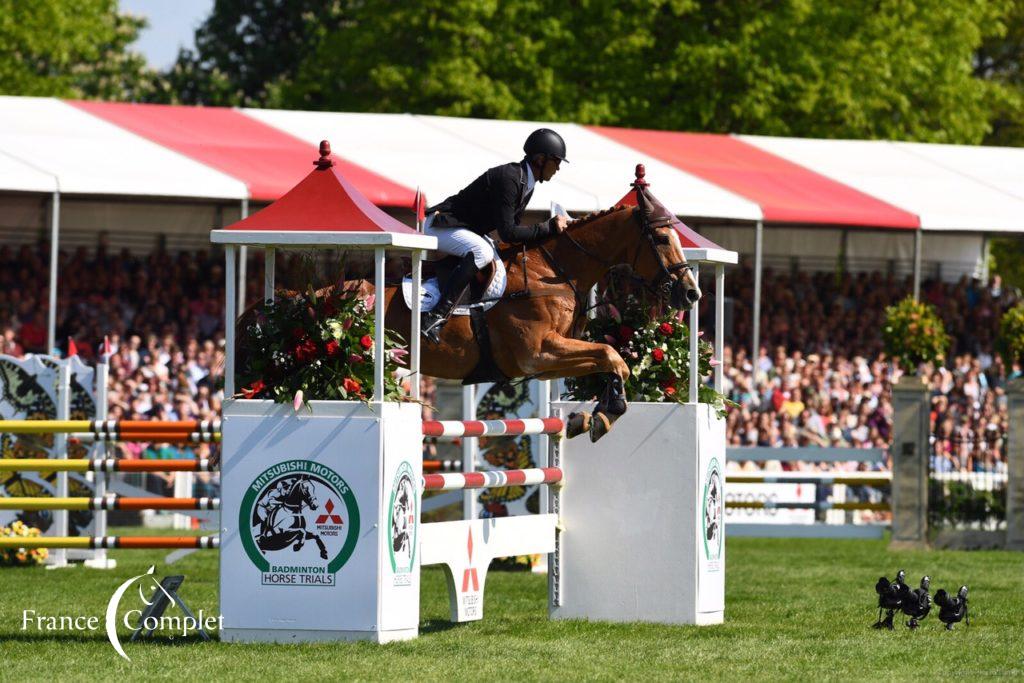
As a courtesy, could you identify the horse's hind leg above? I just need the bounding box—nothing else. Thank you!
[307,532,329,560]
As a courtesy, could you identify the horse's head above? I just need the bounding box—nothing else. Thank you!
[289,476,318,510]
[628,186,702,309]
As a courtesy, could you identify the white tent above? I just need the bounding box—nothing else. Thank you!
[0,97,247,199]
[740,135,1024,233]
[243,109,602,212]
[421,115,763,221]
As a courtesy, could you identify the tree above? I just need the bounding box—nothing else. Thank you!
[0,0,159,100]
[162,0,351,106]
[976,0,1024,146]
[275,0,1012,144]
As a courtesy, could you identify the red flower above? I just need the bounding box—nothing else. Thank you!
[659,322,674,335]
[342,377,362,395]
[241,380,266,399]
[660,374,677,388]
[325,340,341,357]
[619,325,634,343]
[652,348,665,363]
[360,334,374,350]
[664,386,676,397]
[348,353,364,364]
[294,338,318,362]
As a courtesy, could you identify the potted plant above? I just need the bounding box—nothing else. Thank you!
[236,286,406,404]
[882,296,950,375]
[564,299,731,416]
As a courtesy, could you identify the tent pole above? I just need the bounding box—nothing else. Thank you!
[752,220,763,370]
[47,191,60,354]
[981,235,991,282]
[913,230,922,301]
[237,199,249,313]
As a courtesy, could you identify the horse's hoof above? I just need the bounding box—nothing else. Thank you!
[590,412,612,442]
[565,412,591,439]
[320,550,328,560]
[293,543,303,552]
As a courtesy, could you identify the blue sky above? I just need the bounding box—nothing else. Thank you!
[119,0,214,69]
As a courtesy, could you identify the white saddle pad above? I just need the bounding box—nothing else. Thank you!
[401,248,507,316]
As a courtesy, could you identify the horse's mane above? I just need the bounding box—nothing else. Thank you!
[567,204,632,229]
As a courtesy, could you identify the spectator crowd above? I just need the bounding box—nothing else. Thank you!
[0,241,1017,481]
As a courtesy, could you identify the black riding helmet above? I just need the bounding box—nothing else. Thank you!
[524,128,569,163]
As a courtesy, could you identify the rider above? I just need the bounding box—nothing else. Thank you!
[420,128,571,342]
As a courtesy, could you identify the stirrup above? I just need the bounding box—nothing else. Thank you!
[422,311,447,343]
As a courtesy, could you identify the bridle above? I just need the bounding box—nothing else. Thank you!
[631,178,694,299]
[543,173,693,303]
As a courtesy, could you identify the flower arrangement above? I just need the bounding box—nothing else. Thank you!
[882,296,950,374]
[0,520,47,566]
[237,286,407,403]
[998,302,1024,367]
[564,299,731,417]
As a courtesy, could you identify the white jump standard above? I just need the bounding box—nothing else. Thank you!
[213,141,727,644]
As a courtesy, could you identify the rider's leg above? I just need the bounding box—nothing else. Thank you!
[422,227,491,342]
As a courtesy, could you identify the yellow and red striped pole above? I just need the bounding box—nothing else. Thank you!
[0,536,219,550]
[0,496,219,511]
[0,458,216,473]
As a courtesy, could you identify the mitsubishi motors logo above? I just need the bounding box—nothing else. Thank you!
[462,528,479,592]
[316,499,344,525]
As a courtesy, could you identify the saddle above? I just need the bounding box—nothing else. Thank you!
[400,238,513,385]
[400,239,507,316]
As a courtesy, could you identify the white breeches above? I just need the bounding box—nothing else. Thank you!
[424,218,494,269]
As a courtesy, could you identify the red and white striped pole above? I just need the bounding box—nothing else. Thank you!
[422,417,564,439]
[423,467,563,492]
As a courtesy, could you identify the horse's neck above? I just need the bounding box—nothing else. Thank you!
[549,210,635,291]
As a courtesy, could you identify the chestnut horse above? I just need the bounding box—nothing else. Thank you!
[379,182,702,441]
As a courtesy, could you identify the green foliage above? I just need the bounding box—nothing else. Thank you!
[998,302,1024,366]
[161,0,350,106]
[990,237,1024,291]
[268,0,1011,143]
[237,287,406,403]
[929,479,1007,528]
[0,0,160,100]
[882,296,950,373]
[564,300,731,417]
[976,0,1024,146]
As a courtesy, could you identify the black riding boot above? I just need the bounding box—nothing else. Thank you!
[422,253,480,343]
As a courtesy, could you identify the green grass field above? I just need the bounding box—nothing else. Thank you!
[1,532,1021,680]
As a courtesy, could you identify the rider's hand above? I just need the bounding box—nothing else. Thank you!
[550,214,569,234]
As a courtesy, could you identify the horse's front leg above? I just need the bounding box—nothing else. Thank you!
[528,334,630,442]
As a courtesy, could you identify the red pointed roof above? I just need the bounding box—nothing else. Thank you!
[211,141,436,250]
[616,165,735,261]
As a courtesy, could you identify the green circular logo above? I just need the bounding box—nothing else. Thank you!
[240,460,360,574]
[387,461,418,573]
[702,457,723,561]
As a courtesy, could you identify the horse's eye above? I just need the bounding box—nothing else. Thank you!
[652,234,670,245]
